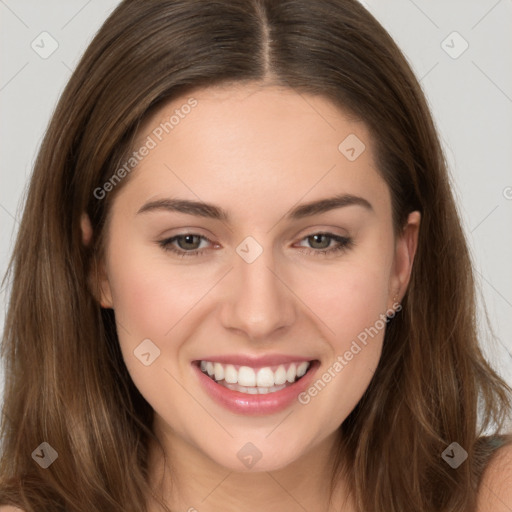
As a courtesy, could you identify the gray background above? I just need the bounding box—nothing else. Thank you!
[1,0,511,399]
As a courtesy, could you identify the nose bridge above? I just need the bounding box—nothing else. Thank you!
[220,235,295,339]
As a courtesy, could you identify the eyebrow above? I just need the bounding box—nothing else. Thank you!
[136,193,373,221]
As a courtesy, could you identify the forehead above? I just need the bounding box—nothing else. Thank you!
[115,83,390,221]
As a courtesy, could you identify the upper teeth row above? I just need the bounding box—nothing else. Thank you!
[200,361,310,387]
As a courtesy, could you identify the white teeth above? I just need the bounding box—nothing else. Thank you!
[286,363,297,383]
[225,364,238,384]
[214,362,224,381]
[222,382,288,394]
[256,367,275,387]
[238,366,256,387]
[297,362,309,377]
[274,365,287,385]
[199,360,312,390]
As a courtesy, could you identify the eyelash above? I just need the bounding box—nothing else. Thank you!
[157,232,353,258]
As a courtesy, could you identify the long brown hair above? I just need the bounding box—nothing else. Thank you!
[1,1,511,510]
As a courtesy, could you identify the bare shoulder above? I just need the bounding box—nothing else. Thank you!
[0,506,25,512]
[476,442,512,511]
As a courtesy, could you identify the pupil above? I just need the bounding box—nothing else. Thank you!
[181,235,198,249]
[311,234,329,249]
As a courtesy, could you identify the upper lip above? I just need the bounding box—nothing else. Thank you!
[193,354,315,367]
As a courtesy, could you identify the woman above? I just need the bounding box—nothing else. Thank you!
[1,1,511,511]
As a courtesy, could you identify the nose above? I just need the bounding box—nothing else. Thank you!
[219,243,296,341]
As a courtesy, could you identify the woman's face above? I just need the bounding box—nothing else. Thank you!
[89,83,420,472]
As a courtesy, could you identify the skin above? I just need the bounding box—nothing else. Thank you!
[82,83,421,511]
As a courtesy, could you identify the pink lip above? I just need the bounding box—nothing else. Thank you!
[194,354,313,367]
[192,359,320,416]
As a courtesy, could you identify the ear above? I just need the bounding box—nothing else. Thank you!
[81,213,114,309]
[388,211,421,307]
[81,212,93,246]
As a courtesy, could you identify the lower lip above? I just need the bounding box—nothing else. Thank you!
[192,361,319,415]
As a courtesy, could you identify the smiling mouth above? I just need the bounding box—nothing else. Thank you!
[196,360,314,395]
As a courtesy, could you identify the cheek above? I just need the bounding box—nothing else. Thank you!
[104,244,209,422]
[296,258,391,347]
[106,244,209,341]
[292,258,392,428]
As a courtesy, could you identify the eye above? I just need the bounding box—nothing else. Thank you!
[158,232,353,258]
[295,232,353,256]
[158,233,214,257]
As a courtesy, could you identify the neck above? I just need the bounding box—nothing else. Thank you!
[146,420,352,512]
